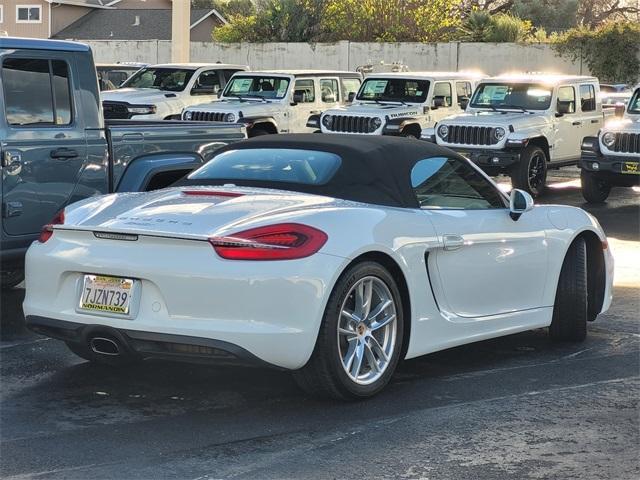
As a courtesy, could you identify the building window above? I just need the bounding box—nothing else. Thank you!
[16,5,42,24]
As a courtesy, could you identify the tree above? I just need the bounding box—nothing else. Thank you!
[553,21,640,84]
[511,0,578,33]
[321,0,461,42]
[576,0,640,28]
[460,11,532,42]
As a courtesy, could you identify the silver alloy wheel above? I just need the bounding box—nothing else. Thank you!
[337,276,397,385]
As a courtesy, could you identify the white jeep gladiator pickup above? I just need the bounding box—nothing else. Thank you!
[426,74,608,196]
[182,70,362,137]
[101,63,247,120]
[313,72,484,138]
[580,84,640,202]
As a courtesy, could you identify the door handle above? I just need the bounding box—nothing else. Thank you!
[572,121,582,126]
[443,234,464,251]
[309,110,321,115]
[50,148,78,159]
[591,119,600,124]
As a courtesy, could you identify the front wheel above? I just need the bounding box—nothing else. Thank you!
[510,145,548,198]
[581,169,611,203]
[293,261,404,400]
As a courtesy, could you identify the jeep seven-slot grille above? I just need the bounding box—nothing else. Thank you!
[102,102,131,119]
[612,132,640,154]
[447,125,499,146]
[189,111,227,121]
[328,115,376,133]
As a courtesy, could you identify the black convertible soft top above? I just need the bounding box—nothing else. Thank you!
[181,134,461,208]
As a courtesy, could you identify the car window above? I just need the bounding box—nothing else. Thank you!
[224,75,290,99]
[192,70,221,95]
[357,78,430,103]
[341,78,361,101]
[579,84,596,112]
[294,79,315,103]
[557,86,576,114]
[189,148,341,185]
[411,156,505,210]
[2,58,72,126]
[433,82,452,107]
[471,83,552,110]
[121,67,195,92]
[320,79,339,102]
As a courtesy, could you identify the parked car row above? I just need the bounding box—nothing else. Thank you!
[104,63,637,200]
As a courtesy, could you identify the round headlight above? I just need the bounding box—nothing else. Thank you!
[183,111,193,121]
[322,114,333,128]
[494,127,506,141]
[437,124,449,139]
[370,117,382,132]
[224,113,236,123]
[602,132,616,147]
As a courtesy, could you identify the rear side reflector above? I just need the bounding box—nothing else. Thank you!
[182,190,243,198]
[209,223,328,260]
[38,209,65,243]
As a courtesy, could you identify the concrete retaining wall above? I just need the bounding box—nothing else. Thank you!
[85,40,587,76]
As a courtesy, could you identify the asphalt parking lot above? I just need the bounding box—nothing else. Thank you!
[1,169,638,480]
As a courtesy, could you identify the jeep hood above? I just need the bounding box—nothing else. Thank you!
[101,88,182,104]
[441,110,548,128]
[325,102,422,117]
[603,115,640,133]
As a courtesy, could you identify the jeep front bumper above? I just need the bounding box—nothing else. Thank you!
[451,148,520,167]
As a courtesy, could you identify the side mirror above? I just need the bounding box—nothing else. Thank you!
[614,103,625,118]
[292,92,304,104]
[556,101,572,116]
[431,97,445,110]
[459,97,469,110]
[348,92,356,103]
[509,189,534,221]
[217,90,223,99]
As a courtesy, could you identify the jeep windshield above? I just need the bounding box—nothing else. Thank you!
[628,89,640,114]
[356,78,430,103]
[223,75,291,100]
[471,83,552,111]
[120,67,195,92]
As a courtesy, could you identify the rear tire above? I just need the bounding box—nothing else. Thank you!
[510,145,547,198]
[549,237,588,342]
[293,261,404,400]
[581,169,611,203]
[400,129,420,139]
[248,128,271,137]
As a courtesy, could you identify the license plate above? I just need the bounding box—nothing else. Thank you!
[79,275,135,315]
[621,162,639,175]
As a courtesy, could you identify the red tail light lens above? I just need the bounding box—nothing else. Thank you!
[209,223,328,260]
[38,210,65,243]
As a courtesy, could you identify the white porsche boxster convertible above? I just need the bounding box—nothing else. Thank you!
[24,135,613,399]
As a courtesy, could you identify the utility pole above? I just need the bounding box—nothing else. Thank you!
[171,0,191,63]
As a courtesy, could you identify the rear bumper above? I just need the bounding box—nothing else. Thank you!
[23,231,347,369]
[26,315,273,367]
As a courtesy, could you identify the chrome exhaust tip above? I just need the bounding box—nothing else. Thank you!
[90,337,120,356]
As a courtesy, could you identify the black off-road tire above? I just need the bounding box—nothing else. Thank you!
[248,128,271,137]
[292,261,404,400]
[581,169,611,203]
[510,145,548,198]
[549,237,588,342]
[1,268,24,290]
[400,129,420,139]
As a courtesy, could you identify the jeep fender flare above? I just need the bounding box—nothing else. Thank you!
[383,117,421,136]
[116,152,208,192]
[506,135,550,160]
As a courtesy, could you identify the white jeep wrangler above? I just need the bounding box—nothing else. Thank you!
[580,84,640,202]
[312,72,484,138]
[427,74,609,196]
[101,63,248,120]
[182,70,362,137]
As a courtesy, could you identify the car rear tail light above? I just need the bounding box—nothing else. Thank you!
[182,190,243,198]
[209,223,328,260]
[38,210,65,243]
